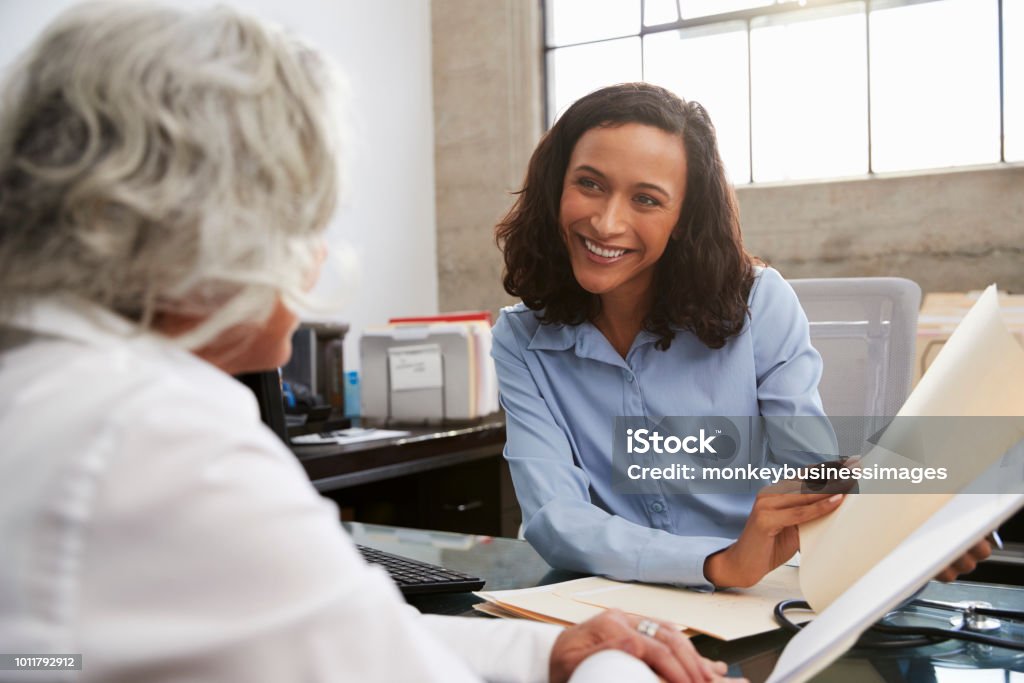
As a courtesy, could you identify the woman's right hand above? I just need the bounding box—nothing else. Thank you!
[703,491,845,589]
[549,608,740,683]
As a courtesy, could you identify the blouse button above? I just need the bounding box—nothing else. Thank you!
[651,501,665,513]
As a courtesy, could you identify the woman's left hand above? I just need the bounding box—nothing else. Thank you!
[933,538,992,582]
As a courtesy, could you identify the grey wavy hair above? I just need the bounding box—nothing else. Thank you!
[0,1,340,348]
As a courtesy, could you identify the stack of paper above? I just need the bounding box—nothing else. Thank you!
[475,578,614,627]
[474,566,802,641]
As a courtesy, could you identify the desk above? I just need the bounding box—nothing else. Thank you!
[295,420,520,537]
[347,522,1024,682]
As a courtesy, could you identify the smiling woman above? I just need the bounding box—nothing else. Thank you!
[493,82,839,590]
[498,83,754,356]
[492,82,991,592]
[558,123,687,356]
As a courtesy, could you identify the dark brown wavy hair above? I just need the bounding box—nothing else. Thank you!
[496,82,758,350]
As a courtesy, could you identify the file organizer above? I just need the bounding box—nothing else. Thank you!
[360,316,498,423]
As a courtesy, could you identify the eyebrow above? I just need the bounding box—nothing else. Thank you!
[572,164,673,200]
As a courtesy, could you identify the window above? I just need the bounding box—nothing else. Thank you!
[544,0,1019,184]
[869,0,1000,172]
[644,23,751,182]
[1003,0,1024,162]
[750,3,868,181]
[547,38,642,123]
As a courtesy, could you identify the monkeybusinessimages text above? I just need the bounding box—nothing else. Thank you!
[624,428,949,485]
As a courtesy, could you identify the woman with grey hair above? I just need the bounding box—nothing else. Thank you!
[0,3,735,682]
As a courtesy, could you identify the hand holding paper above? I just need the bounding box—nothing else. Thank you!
[704,490,844,589]
[799,284,1024,612]
[769,285,1024,682]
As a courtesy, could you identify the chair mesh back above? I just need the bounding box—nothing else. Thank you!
[789,278,922,457]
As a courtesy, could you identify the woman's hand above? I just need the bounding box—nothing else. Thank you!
[704,491,845,589]
[549,609,741,683]
[933,537,993,582]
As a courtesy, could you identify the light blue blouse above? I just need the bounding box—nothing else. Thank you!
[491,267,825,589]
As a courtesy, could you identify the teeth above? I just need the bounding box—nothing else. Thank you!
[584,238,626,259]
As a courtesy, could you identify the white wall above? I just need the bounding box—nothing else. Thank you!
[0,0,439,370]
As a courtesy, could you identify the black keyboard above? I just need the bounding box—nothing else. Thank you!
[357,544,485,596]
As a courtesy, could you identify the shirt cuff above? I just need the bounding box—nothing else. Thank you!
[637,533,734,591]
[419,614,562,683]
[568,649,659,683]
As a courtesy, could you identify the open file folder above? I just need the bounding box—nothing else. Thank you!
[767,490,1024,683]
[474,568,799,641]
[770,284,1024,681]
[360,316,499,423]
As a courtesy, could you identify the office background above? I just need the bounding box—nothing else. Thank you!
[1,0,1021,370]
[434,0,1024,316]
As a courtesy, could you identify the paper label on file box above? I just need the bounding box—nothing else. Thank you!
[387,344,443,391]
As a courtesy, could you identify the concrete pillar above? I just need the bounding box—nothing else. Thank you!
[431,0,543,317]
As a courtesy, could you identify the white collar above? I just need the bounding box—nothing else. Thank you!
[2,296,171,352]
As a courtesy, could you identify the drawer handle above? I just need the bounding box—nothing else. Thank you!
[442,500,483,513]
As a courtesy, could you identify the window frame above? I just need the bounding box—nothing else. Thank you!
[542,0,1013,184]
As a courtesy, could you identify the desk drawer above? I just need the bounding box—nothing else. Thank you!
[421,458,500,535]
[323,454,505,536]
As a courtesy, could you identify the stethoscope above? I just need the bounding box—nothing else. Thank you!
[773,597,1024,651]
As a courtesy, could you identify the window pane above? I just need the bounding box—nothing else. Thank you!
[1005,0,1024,161]
[547,38,643,125]
[644,24,751,183]
[644,0,679,26]
[547,0,641,47]
[750,4,868,182]
[679,0,772,20]
[870,0,1000,173]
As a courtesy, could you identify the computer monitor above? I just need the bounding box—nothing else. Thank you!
[235,370,288,444]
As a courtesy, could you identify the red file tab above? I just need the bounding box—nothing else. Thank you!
[388,311,492,325]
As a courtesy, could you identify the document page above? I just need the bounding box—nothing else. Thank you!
[476,577,693,632]
[474,579,616,626]
[770,491,1024,683]
[557,566,802,641]
[799,285,1024,611]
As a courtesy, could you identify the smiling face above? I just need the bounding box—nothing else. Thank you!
[559,123,687,306]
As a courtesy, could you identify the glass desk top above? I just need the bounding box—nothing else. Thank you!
[344,522,1024,682]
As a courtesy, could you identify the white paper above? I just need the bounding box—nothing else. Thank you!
[773,285,1024,681]
[800,285,1024,611]
[475,579,610,626]
[290,428,411,446]
[768,492,1024,683]
[561,566,803,641]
